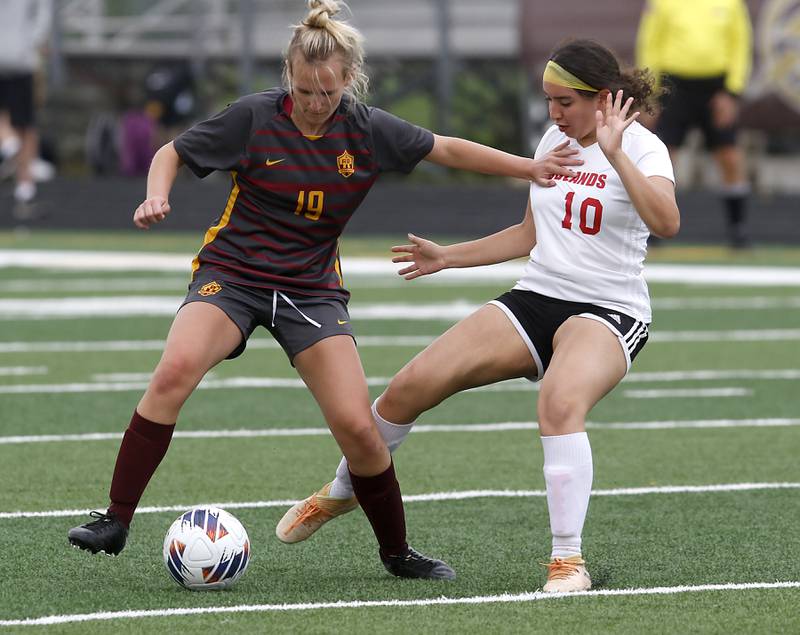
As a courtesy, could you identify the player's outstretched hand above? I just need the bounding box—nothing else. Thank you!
[133,196,171,229]
[529,140,583,187]
[596,90,639,159]
[391,233,447,280]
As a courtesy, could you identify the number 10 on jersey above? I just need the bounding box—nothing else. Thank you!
[295,190,324,221]
[562,192,603,235]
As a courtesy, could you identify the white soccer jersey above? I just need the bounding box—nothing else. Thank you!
[515,122,674,323]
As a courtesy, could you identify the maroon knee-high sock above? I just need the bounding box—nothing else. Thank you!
[107,410,175,527]
[348,461,408,558]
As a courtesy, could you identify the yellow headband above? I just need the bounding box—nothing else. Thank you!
[543,60,598,93]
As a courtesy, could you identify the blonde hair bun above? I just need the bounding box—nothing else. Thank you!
[304,0,341,29]
[284,0,369,103]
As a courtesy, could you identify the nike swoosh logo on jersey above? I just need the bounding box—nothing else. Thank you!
[337,319,349,325]
[266,158,285,166]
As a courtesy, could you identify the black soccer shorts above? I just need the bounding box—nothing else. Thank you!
[490,289,649,381]
[656,74,738,149]
[0,73,35,129]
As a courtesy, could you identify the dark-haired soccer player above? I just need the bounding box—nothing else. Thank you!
[277,38,680,593]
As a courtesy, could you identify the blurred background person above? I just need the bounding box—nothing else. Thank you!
[636,0,753,248]
[0,111,22,164]
[0,0,52,203]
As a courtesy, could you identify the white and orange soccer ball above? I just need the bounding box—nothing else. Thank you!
[163,507,250,590]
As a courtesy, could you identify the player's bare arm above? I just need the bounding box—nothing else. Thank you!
[425,135,583,187]
[133,142,183,230]
[392,198,536,280]
[597,90,680,238]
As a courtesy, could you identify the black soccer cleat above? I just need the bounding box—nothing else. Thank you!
[380,546,456,580]
[68,511,128,556]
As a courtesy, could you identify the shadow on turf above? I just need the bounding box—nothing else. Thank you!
[588,564,613,589]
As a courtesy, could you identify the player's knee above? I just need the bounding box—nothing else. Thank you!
[382,361,432,420]
[390,360,427,393]
[337,419,385,456]
[149,355,200,397]
[391,356,443,400]
[537,392,585,433]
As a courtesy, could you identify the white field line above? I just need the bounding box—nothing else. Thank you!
[624,369,800,381]
[482,370,800,393]
[0,250,199,272]
[8,294,800,321]
[0,296,180,319]
[0,278,190,292]
[650,329,800,342]
[7,261,800,299]
[0,336,435,353]
[0,329,763,357]
[2,418,799,446]
[5,294,800,318]
[622,387,752,399]
[3,329,800,356]
[2,482,799,521]
[652,296,800,310]
[4,250,800,286]
[0,366,46,376]
[1,365,799,395]
[91,372,217,382]
[0,278,424,292]
[89,372,164,382]
[0,299,466,320]
[1,380,755,400]
[0,376,396,394]
[86,370,800,391]
[2,581,799,628]
[3,267,800,307]
[1,334,799,385]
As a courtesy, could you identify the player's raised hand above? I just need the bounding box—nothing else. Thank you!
[596,90,639,159]
[530,140,583,187]
[391,233,447,280]
[133,196,172,229]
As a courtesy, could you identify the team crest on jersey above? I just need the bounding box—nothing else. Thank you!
[337,150,355,177]
[199,281,222,296]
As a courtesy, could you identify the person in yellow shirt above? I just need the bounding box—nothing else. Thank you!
[636,0,752,248]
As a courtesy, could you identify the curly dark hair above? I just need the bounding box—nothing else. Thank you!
[549,39,662,115]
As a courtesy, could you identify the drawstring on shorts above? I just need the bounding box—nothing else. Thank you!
[271,290,322,329]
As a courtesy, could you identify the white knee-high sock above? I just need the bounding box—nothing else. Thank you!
[328,400,414,498]
[541,432,593,559]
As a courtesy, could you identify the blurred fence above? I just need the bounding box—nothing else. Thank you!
[3,171,799,245]
[1,0,797,241]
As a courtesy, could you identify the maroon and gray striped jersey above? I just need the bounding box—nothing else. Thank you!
[173,88,434,301]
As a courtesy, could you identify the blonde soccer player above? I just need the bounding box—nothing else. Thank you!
[67,0,580,581]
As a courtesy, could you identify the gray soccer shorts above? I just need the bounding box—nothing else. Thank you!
[180,277,354,363]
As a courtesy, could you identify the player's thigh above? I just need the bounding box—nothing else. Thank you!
[295,335,393,474]
[396,304,536,396]
[538,316,627,432]
[293,334,374,432]
[157,301,244,380]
